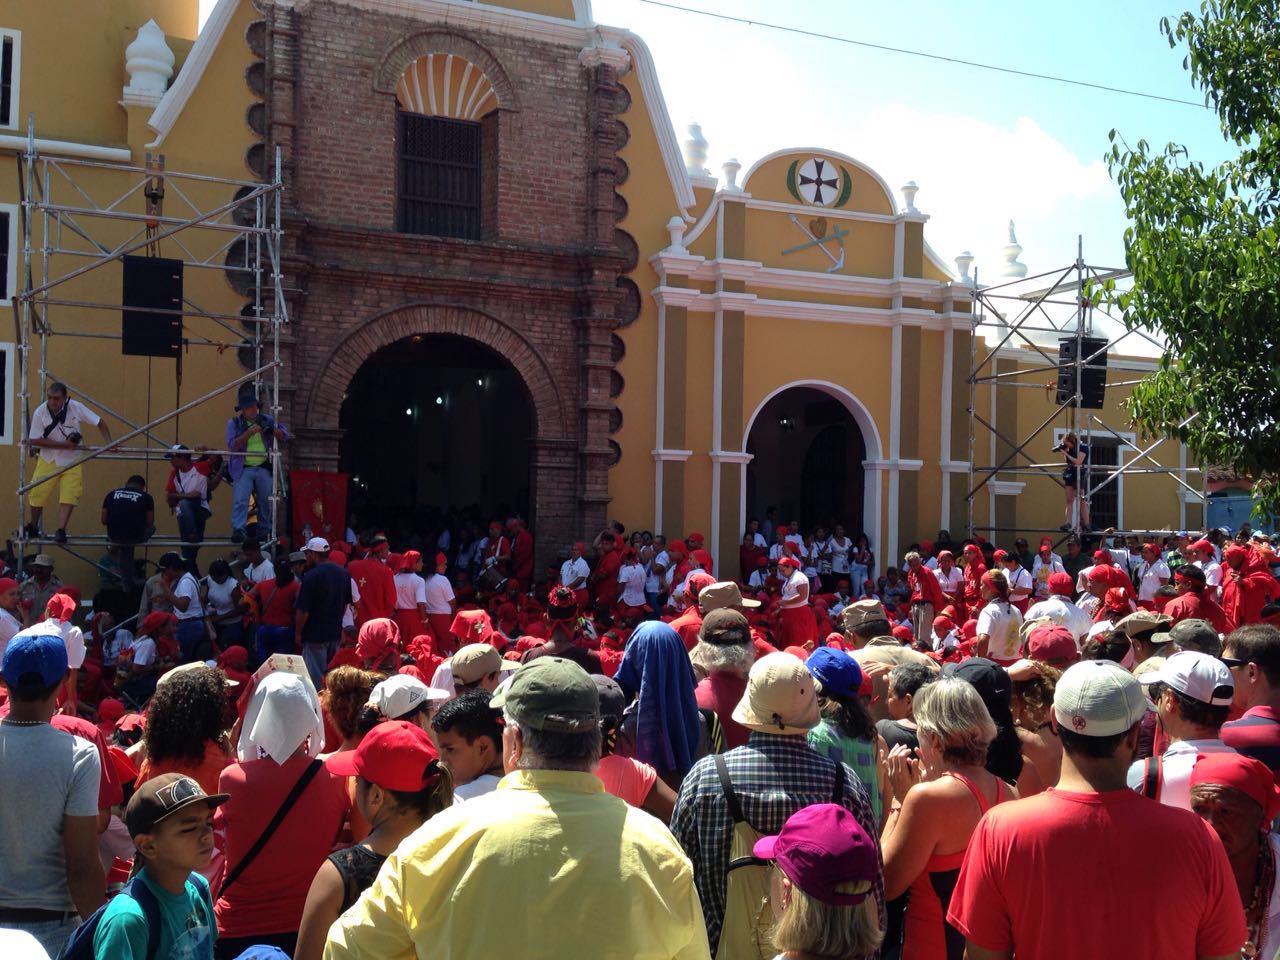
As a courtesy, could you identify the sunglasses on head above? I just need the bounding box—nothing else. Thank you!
[1219,656,1248,669]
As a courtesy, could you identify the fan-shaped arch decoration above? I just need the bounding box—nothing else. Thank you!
[396,54,497,121]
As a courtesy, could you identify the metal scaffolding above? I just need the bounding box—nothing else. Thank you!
[965,237,1203,542]
[10,118,288,577]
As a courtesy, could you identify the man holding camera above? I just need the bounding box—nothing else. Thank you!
[225,388,288,545]
[26,381,113,543]
[1055,430,1091,532]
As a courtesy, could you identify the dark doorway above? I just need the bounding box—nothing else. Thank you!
[339,335,533,537]
[746,387,866,534]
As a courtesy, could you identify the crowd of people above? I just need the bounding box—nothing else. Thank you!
[2,512,1280,960]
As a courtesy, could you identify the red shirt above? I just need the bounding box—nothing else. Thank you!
[908,565,945,607]
[1221,705,1280,772]
[1164,590,1235,634]
[214,754,352,936]
[695,672,750,749]
[510,529,534,582]
[948,788,1244,959]
[668,607,703,651]
[347,558,396,623]
[51,714,122,811]
[250,578,301,628]
[594,549,622,607]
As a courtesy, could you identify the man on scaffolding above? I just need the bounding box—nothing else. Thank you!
[1056,430,1091,533]
[25,381,113,544]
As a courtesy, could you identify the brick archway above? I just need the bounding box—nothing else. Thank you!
[303,302,568,439]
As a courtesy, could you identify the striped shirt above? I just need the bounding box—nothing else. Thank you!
[671,731,884,955]
[1221,705,1280,772]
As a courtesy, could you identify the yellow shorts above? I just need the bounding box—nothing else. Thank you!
[28,458,83,508]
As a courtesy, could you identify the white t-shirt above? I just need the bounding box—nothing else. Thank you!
[206,578,238,619]
[1004,565,1034,598]
[170,464,210,511]
[25,619,86,669]
[977,600,1023,661]
[423,575,456,615]
[453,773,502,801]
[781,569,808,603]
[747,569,768,591]
[784,533,804,551]
[559,557,590,589]
[130,636,157,667]
[1125,738,1237,811]
[750,532,767,549]
[934,566,964,599]
[0,608,22,661]
[827,536,852,574]
[1137,558,1171,602]
[394,572,428,611]
[645,550,669,594]
[29,398,101,467]
[1024,596,1093,642]
[1030,555,1066,598]
[1198,560,1223,588]
[173,573,204,621]
[101,627,134,668]
[244,558,275,584]
[618,563,647,606]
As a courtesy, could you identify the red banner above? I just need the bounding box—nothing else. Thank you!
[290,470,348,548]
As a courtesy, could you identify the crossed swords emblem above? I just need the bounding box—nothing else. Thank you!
[782,214,848,273]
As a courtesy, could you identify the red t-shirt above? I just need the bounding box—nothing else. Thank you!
[947,788,1245,959]
[1164,591,1235,634]
[347,558,396,623]
[250,578,301,628]
[669,607,703,651]
[214,754,352,937]
[596,754,657,807]
[908,566,945,607]
[695,672,750,749]
[51,714,123,811]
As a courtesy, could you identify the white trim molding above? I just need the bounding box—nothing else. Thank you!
[0,341,13,444]
[0,134,131,162]
[939,460,972,473]
[0,28,20,133]
[710,450,753,465]
[148,0,238,147]
[0,202,16,305]
[990,480,1026,497]
[652,448,693,462]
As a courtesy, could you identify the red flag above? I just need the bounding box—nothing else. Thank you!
[290,470,348,548]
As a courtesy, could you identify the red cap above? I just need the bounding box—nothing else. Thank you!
[892,624,914,642]
[325,720,441,792]
[1191,753,1280,820]
[963,543,981,556]
[1025,624,1079,665]
[1040,537,1054,549]
[435,551,448,568]
[399,550,422,572]
[1092,549,1111,563]
[1086,565,1111,584]
[0,577,18,594]
[1188,539,1214,554]
[686,571,717,597]
[753,804,878,906]
[687,532,705,544]
[45,593,76,621]
[1047,571,1074,596]
[993,549,1008,563]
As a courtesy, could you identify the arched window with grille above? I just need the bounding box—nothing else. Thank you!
[395,54,497,241]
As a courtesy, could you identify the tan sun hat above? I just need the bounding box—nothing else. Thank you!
[698,581,762,613]
[840,598,889,634]
[451,643,515,685]
[731,652,820,735]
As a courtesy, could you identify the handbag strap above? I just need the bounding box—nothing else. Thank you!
[220,758,323,895]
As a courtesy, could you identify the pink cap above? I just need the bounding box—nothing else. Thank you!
[325,720,441,793]
[753,804,878,905]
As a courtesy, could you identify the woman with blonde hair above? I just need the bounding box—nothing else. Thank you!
[880,677,1016,959]
[754,803,884,960]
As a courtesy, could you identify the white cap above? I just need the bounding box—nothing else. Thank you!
[367,674,448,721]
[1138,650,1234,706]
[305,536,331,553]
[1054,660,1153,737]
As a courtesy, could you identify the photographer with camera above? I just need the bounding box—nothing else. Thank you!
[1054,430,1091,532]
[225,386,289,545]
[26,381,113,544]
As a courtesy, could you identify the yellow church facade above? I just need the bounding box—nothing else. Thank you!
[0,0,1202,591]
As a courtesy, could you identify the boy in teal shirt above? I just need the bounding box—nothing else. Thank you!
[94,774,227,960]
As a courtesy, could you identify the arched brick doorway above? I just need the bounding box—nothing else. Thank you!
[297,303,578,563]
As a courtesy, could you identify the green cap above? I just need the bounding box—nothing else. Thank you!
[489,657,600,732]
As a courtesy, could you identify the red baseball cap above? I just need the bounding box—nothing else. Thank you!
[325,720,441,793]
[1025,623,1080,665]
[686,571,717,596]
[1047,571,1074,596]
[753,803,878,905]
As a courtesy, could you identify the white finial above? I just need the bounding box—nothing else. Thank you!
[954,250,975,286]
[901,181,919,214]
[665,216,687,254]
[124,19,175,102]
[722,158,741,192]
[1001,220,1027,278]
[683,122,709,176]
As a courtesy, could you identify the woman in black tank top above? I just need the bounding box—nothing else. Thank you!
[293,721,454,960]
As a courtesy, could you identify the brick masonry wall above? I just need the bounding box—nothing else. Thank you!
[266,0,631,565]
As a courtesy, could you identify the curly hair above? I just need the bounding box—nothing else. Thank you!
[1011,662,1063,728]
[142,667,228,766]
[321,666,384,740]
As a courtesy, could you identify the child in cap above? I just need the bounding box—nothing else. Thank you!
[754,803,884,958]
[92,773,228,959]
[293,720,451,960]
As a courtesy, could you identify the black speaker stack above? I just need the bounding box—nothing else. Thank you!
[121,255,183,358]
[1054,336,1108,409]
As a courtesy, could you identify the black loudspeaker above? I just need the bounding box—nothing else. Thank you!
[121,255,183,358]
[1055,336,1108,409]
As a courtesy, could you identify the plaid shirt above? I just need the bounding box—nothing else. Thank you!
[671,732,885,955]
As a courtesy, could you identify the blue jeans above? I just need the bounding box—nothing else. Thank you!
[177,617,207,662]
[1,915,80,957]
[255,624,294,665]
[302,640,337,688]
[232,464,273,537]
[176,499,209,570]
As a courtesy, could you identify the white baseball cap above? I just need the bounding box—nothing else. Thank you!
[305,536,331,553]
[1053,660,1153,737]
[367,674,448,721]
[1138,650,1234,706]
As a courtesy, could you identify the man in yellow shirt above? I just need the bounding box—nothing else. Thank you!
[324,656,711,960]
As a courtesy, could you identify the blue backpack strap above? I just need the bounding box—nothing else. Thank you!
[122,875,164,960]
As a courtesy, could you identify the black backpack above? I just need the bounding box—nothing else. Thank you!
[59,875,162,960]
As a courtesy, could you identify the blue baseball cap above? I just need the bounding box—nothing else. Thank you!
[1,624,68,689]
[805,647,863,699]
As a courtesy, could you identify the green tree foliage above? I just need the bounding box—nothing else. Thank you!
[1106,1,1280,509]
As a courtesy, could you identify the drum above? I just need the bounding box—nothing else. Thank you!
[477,563,508,595]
